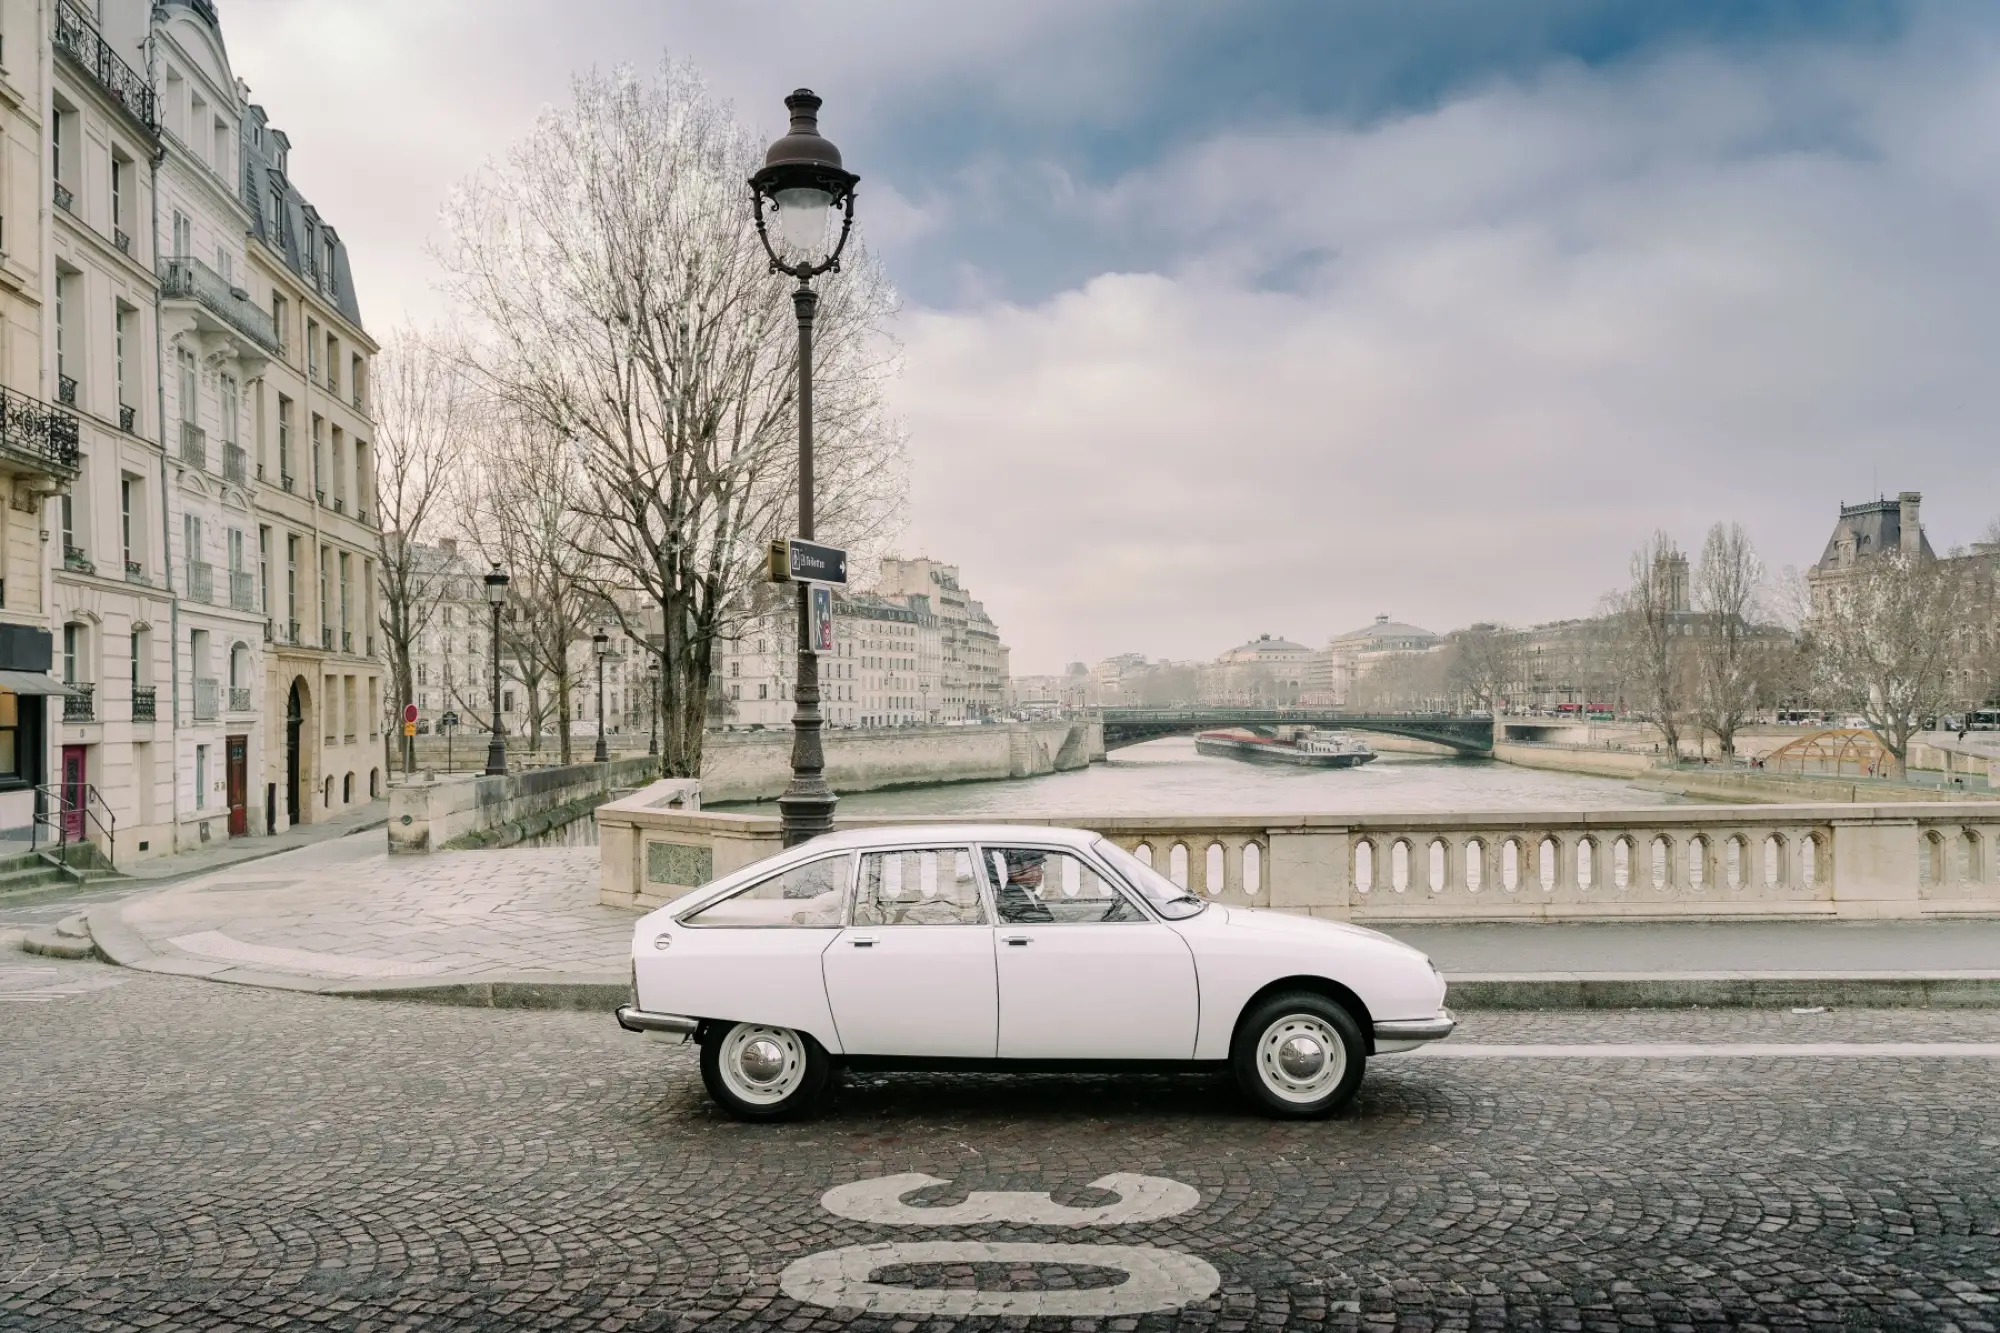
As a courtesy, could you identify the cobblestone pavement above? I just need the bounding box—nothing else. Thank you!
[5,960,1998,1331]
[106,837,622,987]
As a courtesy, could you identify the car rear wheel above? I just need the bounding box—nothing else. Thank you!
[699,1021,830,1121]
[1231,992,1366,1118]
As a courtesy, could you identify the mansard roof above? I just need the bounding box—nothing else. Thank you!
[241,101,366,329]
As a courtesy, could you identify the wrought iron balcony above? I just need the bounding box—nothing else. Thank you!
[280,472,295,493]
[286,619,301,645]
[1,385,80,476]
[158,256,281,355]
[53,181,74,213]
[229,570,254,611]
[115,228,131,255]
[223,443,247,484]
[119,403,136,433]
[229,687,253,713]
[58,375,78,406]
[322,627,334,650]
[341,630,353,653]
[62,682,95,723]
[132,685,156,722]
[188,561,214,604]
[180,422,206,470]
[332,496,345,515]
[62,545,94,575]
[194,677,219,721]
[124,559,146,585]
[53,0,158,132]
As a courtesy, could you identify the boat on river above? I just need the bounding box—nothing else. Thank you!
[1194,727,1378,769]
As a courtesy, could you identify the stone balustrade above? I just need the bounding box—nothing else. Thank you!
[595,786,2000,921]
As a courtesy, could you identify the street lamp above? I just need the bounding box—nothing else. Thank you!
[483,565,510,776]
[593,630,611,763]
[751,88,858,847]
[647,656,660,758]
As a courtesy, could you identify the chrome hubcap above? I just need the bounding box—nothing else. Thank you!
[1257,1014,1346,1104]
[717,1025,807,1105]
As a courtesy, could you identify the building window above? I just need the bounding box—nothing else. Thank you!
[172,210,190,259]
[277,395,292,481]
[323,236,335,288]
[195,745,207,809]
[259,527,271,614]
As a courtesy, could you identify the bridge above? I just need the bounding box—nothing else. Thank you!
[1094,708,1494,756]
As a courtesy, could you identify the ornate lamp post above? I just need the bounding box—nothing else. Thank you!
[647,656,660,758]
[593,630,611,763]
[483,565,510,776]
[750,88,858,847]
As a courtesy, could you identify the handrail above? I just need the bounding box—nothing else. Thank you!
[32,780,117,872]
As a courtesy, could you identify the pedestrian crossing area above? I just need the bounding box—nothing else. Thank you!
[0,965,126,1003]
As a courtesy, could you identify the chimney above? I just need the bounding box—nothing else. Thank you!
[439,537,458,555]
[1898,492,1922,556]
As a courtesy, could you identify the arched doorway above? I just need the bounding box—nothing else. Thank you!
[286,678,308,825]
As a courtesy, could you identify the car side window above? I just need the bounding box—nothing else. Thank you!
[986,847,1144,925]
[853,848,987,927]
[680,854,850,928]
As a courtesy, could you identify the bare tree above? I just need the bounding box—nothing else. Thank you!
[1444,624,1518,712]
[373,329,472,769]
[1810,552,1973,770]
[1615,532,1692,757]
[437,62,907,780]
[1691,522,1764,756]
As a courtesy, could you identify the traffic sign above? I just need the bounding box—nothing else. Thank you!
[809,584,835,655]
[403,722,417,737]
[402,702,419,725]
[440,711,459,729]
[769,538,847,585]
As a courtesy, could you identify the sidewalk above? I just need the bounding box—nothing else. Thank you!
[121,798,391,882]
[71,836,2000,1010]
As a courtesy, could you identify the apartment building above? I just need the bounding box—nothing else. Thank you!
[877,556,1011,720]
[242,94,381,824]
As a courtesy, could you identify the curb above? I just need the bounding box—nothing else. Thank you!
[1447,973,2000,1009]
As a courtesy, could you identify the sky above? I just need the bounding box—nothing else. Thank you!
[223,1,2000,674]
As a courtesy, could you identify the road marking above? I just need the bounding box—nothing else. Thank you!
[821,1173,1200,1226]
[1414,1042,2000,1059]
[780,1242,1220,1317]
[0,967,125,1002]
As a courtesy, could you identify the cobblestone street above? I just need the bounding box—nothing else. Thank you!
[3,958,1997,1331]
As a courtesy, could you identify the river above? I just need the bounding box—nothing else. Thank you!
[738,736,1677,817]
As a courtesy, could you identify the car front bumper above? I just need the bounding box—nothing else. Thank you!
[615,1006,700,1042]
[1373,1008,1456,1053]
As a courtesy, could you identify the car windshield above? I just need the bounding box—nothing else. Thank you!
[1092,838,1208,919]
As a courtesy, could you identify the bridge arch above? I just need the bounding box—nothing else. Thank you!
[1095,709,1492,756]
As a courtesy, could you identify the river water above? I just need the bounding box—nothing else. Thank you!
[743,736,1677,818]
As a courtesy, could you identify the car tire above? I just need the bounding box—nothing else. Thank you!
[1231,991,1367,1118]
[699,1021,830,1122]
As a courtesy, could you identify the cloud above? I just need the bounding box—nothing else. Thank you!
[894,25,2000,672]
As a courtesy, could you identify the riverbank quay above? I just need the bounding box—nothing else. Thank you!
[46,830,2000,1011]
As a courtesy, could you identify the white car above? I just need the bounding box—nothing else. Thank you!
[617,824,1454,1120]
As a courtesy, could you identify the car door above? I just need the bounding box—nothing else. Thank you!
[820,845,998,1057]
[982,843,1200,1060]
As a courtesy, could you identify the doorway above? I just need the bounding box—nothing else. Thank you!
[60,745,87,841]
[226,735,248,837]
[285,679,304,826]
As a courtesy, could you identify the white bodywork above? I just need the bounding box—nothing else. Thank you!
[629,825,1449,1061]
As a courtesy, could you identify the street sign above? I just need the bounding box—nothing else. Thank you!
[770,538,847,585]
[809,584,835,655]
[440,711,459,729]
[403,722,417,737]
[402,702,419,725]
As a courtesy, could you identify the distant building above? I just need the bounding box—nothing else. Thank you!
[1308,616,1440,706]
[1202,634,1313,706]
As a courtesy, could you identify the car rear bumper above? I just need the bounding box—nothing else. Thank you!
[1373,1008,1456,1053]
[615,1006,700,1040]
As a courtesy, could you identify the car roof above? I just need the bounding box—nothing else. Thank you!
[803,824,1102,852]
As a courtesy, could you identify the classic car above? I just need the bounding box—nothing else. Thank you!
[617,824,1454,1119]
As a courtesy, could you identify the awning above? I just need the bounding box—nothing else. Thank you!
[0,671,80,697]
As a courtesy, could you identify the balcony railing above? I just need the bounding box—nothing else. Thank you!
[229,570,254,611]
[229,687,253,713]
[341,630,353,653]
[158,256,282,355]
[187,561,214,604]
[132,685,156,722]
[332,496,345,515]
[194,677,219,721]
[322,627,334,650]
[223,443,247,484]
[115,228,131,255]
[180,422,206,470]
[57,375,77,406]
[285,619,301,645]
[53,181,74,213]
[61,545,94,575]
[53,0,158,131]
[124,559,146,585]
[62,682,94,723]
[281,472,295,493]
[119,403,136,433]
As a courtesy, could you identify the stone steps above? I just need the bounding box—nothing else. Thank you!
[20,913,99,961]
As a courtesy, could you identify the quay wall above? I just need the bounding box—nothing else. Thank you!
[700,719,1102,804]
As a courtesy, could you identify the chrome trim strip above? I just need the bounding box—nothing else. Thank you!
[616,1006,699,1036]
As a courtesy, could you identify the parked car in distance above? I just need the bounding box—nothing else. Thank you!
[618,824,1454,1120]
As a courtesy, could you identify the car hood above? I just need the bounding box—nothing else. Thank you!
[1196,905,1430,962]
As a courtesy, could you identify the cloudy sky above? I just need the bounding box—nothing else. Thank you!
[225,1,2000,674]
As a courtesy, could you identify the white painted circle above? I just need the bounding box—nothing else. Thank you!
[1256,1013,1346,1104]
[717,1024,806,1105]
[781,1240,1220,1317]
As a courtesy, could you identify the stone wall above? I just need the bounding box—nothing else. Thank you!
[390,754,661,854]
[698,719,1102,804]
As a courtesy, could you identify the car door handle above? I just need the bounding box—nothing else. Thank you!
[1003,936,1032,946]
[850,936,878,948]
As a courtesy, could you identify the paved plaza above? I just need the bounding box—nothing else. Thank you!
[3,957,1999,1329]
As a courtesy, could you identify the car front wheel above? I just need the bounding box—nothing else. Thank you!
[699,1021,830,1121]
[1231,992,1366,1118]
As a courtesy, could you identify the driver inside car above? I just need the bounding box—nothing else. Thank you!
[993,848,1057,924]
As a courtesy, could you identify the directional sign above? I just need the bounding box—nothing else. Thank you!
[809,584,835,655]
[779,538,847,586]
[402,703,419,725]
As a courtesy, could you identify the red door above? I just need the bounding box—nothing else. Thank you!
[226,736,249,837]
[60,745,87,841]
